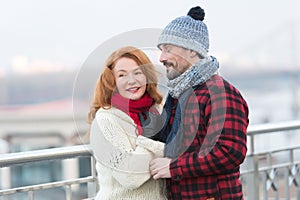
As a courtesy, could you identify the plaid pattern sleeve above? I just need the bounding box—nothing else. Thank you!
[167,75,249,200]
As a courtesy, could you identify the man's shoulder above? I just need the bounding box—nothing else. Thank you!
[192,75,225,91]
[205,75,240,91]
[191,75,244,97]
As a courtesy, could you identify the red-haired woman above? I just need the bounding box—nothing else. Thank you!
[87,46,167,199]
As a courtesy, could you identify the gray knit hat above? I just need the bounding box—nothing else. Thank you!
[158,6,209,57]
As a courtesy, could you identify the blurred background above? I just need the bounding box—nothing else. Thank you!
[0,0,300,199]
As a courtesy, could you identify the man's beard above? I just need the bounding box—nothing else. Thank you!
[166,67,181,80]
[163,62,181,80]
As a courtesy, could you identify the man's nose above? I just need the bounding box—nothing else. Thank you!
[159,52,167,63]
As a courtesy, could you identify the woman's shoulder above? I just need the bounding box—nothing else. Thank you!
[96,107,125,117]
[95,107,134,123]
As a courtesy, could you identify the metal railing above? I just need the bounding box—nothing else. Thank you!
[0,120,300,200]
[241,120,300,200]
[0,145,97,200]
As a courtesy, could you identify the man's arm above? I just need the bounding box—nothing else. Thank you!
[169,82,249,179]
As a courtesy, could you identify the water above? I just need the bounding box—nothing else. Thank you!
[229,72,300,153]
[228,71,300,125]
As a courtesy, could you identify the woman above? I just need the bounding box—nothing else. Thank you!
[87,46,167,200]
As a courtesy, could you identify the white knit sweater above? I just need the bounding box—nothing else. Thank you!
[90,107,167,200]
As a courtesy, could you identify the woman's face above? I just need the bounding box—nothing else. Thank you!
[113,57,147,100]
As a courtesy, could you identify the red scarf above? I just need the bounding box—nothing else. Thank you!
[111,93,159,135]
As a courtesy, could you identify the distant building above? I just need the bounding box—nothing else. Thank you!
[0,98,90,190]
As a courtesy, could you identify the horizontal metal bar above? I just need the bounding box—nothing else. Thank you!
[0,145,92,167]
[246,145,300,157]
[0,176,96,195]
[247,119,300,135]
[257,161,300,172]
[241,160,300,175]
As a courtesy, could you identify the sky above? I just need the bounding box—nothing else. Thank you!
[1,0,300,76]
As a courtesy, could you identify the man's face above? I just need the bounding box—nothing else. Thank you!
[159,44,193,80]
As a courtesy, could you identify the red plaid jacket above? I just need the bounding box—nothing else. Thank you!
[164,75,249,200]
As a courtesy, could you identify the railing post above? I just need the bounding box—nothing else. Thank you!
[262,171,268,199]
[28,190,34,200]
[88,156,98,198]
[0,167,11,190]
[63,158,79,191]
[297,165,300,200]
[65,185,72,200]
[246,134,260,200]
[285,167,290,200]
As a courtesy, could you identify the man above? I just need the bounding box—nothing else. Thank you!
[149,6,249,200]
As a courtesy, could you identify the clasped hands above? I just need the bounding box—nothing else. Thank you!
[138,112,171,179]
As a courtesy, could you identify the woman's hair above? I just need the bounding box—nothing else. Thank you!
[87,46,163,124]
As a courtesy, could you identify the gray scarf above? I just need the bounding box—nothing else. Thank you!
[167,56,219,98]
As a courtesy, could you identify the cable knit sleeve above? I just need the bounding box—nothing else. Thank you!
[136,135,165,157]
[90,110,156,189]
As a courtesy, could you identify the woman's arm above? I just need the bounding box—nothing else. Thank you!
[90,113,156,189]
[136,135,165,157]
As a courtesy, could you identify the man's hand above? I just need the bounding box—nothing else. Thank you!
[149,157,172,179]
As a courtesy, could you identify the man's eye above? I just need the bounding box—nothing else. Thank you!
[163,48,171,53]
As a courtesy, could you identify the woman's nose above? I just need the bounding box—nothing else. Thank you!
[127,73,136,84]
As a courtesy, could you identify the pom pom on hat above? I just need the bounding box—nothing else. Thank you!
[187,6,205,21]
[158,6,209,57]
